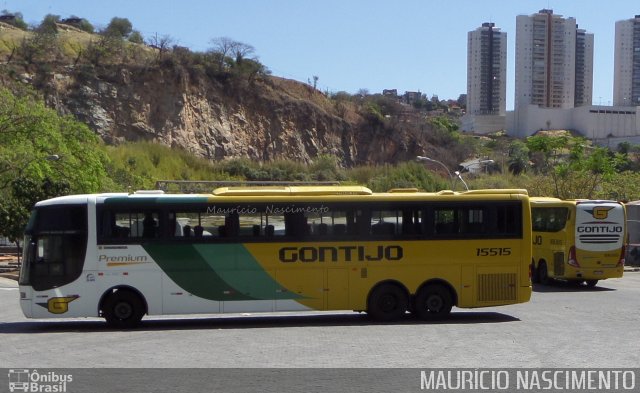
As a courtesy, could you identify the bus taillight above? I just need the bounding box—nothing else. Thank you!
[567,246,580,267]
[617,245,626,267]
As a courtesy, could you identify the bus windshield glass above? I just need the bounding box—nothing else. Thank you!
[19,205,88,291]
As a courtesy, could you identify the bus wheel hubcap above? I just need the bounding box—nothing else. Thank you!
[380,294,397,312]
[427,295,443,312]
[114,303,133,319]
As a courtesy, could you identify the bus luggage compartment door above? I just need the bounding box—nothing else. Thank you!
[554,252,565,276]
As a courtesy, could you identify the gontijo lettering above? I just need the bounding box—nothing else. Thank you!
[577,225,623,233]
[279,245,403,262]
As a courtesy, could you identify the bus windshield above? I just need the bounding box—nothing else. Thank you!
[20,205,88,291]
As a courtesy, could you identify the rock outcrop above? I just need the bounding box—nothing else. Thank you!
[32,64,432,166]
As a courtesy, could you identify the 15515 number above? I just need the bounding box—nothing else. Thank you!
[476,247,512,257]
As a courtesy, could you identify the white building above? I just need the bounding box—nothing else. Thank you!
[613,15,640,106]
[507,104,640,142]
[504,9,625,141]
[461,22,507,134]
[514,9,593,109]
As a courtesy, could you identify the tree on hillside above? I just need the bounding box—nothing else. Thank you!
[18,14,62,64]
[209,37,236,69]
[147,33,174,62]
[37,14,60,35]
[128,30,144,44]
[526,135,622,198]
[232,42,255,64]
[0,87,109,250]
[0,10,28,30]
[209,37,255,69]
[507,140,530,175]
[103,17,133,38]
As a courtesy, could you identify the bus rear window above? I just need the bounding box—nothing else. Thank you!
[532,207,569,232]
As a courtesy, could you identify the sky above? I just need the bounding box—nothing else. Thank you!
[2,0,639,109]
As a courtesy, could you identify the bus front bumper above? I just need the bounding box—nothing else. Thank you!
[19,286,32,318]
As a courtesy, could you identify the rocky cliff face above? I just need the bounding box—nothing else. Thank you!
[36,64,430,166]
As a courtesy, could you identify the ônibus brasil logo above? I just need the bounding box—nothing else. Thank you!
[8,369,73,392]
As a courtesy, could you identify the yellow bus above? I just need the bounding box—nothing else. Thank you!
[530,198,626,287]
[19,186,532,327]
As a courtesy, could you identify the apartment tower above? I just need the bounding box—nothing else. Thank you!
[467,22,507,116]
[613,15,640,106]
[515,9,593,109]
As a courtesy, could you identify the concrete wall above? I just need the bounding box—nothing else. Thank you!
[507,104,640,139]
[461,114,506,134]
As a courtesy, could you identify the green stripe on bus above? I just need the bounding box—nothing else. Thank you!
[143,244,300,301]
[194,244,301,301]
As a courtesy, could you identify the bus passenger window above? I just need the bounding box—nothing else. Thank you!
[317,223,328,236]
[225,213,239,237]
[333,224,346,236]
[142,213,158,238]
[284,213,307,238]
[265,225,274,237]
[461,208,485,235]
[434,209,456,234]
[371,210,399,236]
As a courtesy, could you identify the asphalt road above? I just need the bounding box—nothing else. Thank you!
[1,273,639,368]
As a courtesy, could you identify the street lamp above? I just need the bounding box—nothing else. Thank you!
[416,155,468,191]
[453,170,469,191]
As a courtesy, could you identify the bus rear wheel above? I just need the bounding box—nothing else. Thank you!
[538,261,550,285]
[586,280,599,288]
[367,283,408,322]
[414,284,453,320]
[102,290,145,328]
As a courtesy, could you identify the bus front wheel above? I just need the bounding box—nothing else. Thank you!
[367,283,408,322]
[102,290,145,328]
[413,284,453,320]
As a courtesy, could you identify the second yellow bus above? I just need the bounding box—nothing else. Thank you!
[530,198,626,287]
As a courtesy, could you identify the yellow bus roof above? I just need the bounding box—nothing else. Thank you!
[212,185,373,196]
[211,186,528,198]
